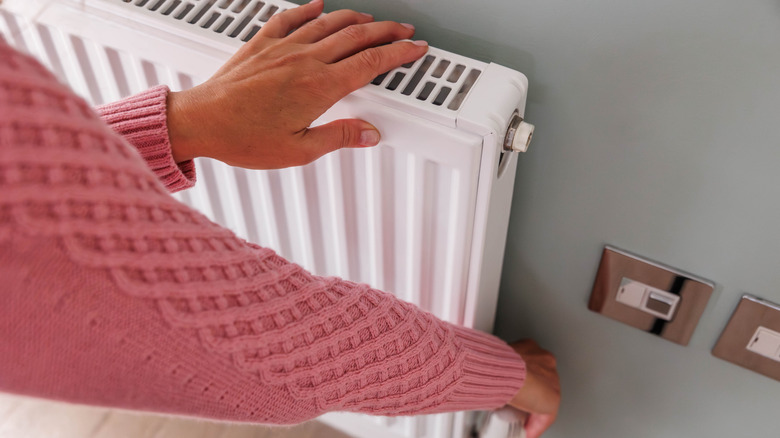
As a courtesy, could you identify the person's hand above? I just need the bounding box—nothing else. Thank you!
[508,339,561,438]
[166,0,428,169]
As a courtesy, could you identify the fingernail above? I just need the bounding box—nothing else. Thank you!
[412,40,428,47]
[308,0,322,5]
[359,130,380,147]
[401,23,415,30]
[360,12,373,19]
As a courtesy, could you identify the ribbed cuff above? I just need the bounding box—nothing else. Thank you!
[96,85,196,193]
[447,326,526,411]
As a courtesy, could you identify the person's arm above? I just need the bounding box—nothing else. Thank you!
[0,24,525,424]
[1,1,559,432]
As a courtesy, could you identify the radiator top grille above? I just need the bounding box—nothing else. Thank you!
[122,0,283,42]
[119,0,481,110]
[371,55,481,111]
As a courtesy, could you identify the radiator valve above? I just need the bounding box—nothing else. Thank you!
[504,112,535,153]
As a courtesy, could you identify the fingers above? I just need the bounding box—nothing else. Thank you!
[315,21,416,63]
[331,40,428,94]
[287,9,374,44]
[260,0,324,39]
[523,413,557,438]
[301,118,381,157]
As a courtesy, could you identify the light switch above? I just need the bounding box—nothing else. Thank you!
[746,327,780,362]
[616,278,680,321]
[713,296,780,382]
[589,246,714,346]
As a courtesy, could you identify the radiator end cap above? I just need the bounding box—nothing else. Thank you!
[504,114,535,153]
[512,121,534,152]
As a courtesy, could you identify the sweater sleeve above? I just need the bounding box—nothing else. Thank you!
[0,42,525,424]
[95,85,196,193]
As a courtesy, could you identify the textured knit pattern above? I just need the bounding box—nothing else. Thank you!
[0,41,525,424]
[96,85,196,193]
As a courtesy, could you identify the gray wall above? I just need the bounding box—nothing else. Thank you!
[327,0,780,436]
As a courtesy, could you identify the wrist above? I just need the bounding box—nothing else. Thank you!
[166,90,202,163]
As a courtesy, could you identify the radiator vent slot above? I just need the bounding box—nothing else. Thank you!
[121,0,284,41]
[371,54,481,111]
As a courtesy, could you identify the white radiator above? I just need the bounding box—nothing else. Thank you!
[0,1,532,437]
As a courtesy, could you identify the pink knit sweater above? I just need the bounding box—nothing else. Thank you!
[0,41,525,424]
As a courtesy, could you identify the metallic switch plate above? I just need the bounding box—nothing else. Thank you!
[713,296,780,382]
[588,245,715,346]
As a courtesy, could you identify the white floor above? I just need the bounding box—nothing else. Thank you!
[0,393,353,438]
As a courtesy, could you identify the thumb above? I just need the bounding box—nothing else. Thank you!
[303,119,381,152]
